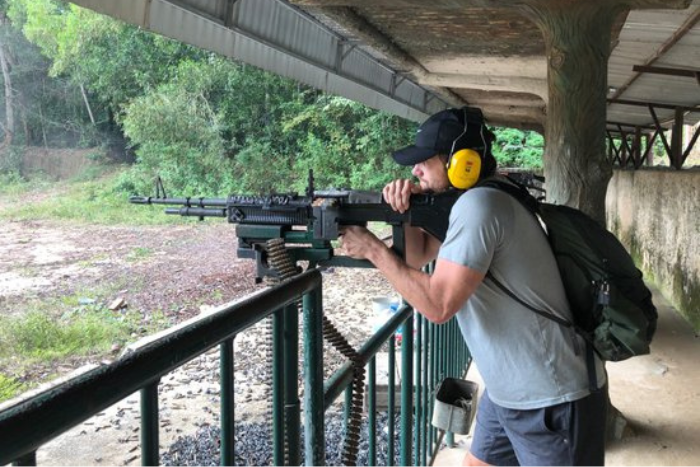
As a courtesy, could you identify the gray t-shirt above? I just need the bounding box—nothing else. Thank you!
[438,184,606,410]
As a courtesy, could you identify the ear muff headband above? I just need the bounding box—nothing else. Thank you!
[446,108,488,190]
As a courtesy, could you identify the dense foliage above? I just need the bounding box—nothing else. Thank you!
[1,0,543,196]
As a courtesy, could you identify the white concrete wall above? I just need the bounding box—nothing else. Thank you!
[606,168,700,331]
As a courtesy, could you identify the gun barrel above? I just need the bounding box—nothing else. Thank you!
[165,207,227,218]
[128,196,228,207]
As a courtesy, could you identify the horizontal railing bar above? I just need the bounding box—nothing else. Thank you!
[324,304,412,410]
[0,269,322,465]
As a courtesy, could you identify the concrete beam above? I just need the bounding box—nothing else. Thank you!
[419,73,548,102]
[481,105,546,132]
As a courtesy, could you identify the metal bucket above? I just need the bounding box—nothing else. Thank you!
[431,378,479,435]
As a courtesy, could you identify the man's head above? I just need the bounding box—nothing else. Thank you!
[392,107,497,192]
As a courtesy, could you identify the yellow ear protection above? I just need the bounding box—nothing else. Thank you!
[446,148,482,190]
[446,109,487,190]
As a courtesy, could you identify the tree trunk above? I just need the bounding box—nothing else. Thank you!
[519,0,621,225]
[80,83,96,125]
[0,18,14,149]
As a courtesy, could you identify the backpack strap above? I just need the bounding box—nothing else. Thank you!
[485,271,573,328]
[486,270,600,391]
[478,177,541,217]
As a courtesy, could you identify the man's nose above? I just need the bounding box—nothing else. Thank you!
[412,165,422,177]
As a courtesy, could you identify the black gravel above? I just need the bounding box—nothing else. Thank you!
[161,410,407,466]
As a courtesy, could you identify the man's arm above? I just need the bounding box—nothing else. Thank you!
[404,225,441,269]
[340,226,484,324]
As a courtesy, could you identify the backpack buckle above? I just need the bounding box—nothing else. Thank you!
[595,280,611,306]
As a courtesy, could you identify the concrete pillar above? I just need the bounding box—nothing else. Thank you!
[519,0,623,224]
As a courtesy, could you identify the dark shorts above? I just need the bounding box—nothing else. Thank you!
[470,387,608,466]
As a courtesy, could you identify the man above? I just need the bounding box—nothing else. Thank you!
[340,107,608,466]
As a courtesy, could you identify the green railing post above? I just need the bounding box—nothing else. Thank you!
[11,451,36,466]
[414,313,422,464]
[387,335,396,466]
[303,287,325,466]
[400,309,414,466]
[220,338,235,466]
[421,317,429,467]
[272,309,285,466]
[284,304,301,466]
[140,381,159,466]
[368,357,377,466]
[430,321,437,449]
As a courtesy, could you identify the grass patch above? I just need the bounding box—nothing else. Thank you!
[127,247,155,262]
[0,306,133,366]
[0,171,52,196]
[0,165,222,226]
[0,287,172,404]
[0,373,27,402]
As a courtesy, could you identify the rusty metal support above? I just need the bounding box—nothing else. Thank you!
[607,131,622,166]
[633,126,643,169]
[633,65,700,82]
[671,107,685,169]
[608,98,700,112]
[648,105,673,163]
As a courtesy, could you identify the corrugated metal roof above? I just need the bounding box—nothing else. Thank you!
[70,0,455,122]
[607,0,700,130]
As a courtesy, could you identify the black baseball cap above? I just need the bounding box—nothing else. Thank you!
[392,107,488,166]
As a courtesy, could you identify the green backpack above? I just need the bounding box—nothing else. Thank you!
[482,179,658,363]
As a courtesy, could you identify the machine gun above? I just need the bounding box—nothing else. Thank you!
[129,172,461,281]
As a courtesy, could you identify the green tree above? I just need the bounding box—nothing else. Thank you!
[10,0,203,121]
[491,127,544,170]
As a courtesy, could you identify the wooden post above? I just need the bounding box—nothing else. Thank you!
[634,126,642,168]
[671,106,684,169]
[645,134,653,166]
[519,1,625,224]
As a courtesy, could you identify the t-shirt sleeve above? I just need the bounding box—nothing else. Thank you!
[437,189,509,273]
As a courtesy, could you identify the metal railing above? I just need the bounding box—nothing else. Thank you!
[0,268,471,466]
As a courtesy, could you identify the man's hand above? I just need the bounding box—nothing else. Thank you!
[383,179,423,213]
[339,225,386,261]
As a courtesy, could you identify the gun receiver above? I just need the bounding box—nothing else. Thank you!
[130,186,460,281]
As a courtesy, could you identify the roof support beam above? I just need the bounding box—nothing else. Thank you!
[607,98,700,112]
[609,5,700,101]
[632,65,700,81]
[418,73,548,102]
